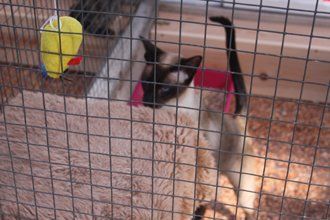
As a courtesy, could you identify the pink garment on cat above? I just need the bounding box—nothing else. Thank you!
[131,68,234,113]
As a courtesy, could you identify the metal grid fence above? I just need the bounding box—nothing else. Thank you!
[0,0,329,219]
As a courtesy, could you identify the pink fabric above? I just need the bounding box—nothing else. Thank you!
[194,69,234,113]
[131,80,144,106]
[131,68,234,113]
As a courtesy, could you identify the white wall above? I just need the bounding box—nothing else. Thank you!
[161,0,330,16]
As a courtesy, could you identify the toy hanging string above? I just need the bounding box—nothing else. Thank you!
[40,0,62,33]
[40,0,83,79]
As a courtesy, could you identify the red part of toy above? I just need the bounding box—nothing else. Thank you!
[131,68,234,113]
[67,56,83,66]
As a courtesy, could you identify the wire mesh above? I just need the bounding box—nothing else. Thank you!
[0,0,329,219]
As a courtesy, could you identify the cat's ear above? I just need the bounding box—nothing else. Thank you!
[140,36,164,63]
[181,55,202,80]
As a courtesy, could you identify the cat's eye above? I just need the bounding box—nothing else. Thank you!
[159,86,171,94]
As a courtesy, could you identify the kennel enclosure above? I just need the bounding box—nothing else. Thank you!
[0,0,329,219]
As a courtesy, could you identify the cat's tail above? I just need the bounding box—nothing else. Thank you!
[209,16,247,115]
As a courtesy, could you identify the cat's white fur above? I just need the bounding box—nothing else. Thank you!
[165,81,196,109]
[164,81,257,216]
[167,71,189,84]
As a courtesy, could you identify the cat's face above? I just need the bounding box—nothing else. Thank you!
[140,37,202,108]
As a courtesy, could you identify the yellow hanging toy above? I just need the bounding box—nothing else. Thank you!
[40,15,83,79]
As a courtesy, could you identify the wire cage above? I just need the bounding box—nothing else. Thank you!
[0,0,329,219]
[0,0,146,100]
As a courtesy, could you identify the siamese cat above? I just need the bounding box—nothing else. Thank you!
[140,17,256,218]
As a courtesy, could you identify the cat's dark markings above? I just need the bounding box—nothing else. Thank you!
[140,36,202,108]
[140,17,246,114]
[209,16,247,114]
[192,205,206,220]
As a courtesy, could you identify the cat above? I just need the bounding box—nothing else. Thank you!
[140,16,256,218]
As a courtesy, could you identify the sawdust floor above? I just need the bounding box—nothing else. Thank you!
[207,96,329,220]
